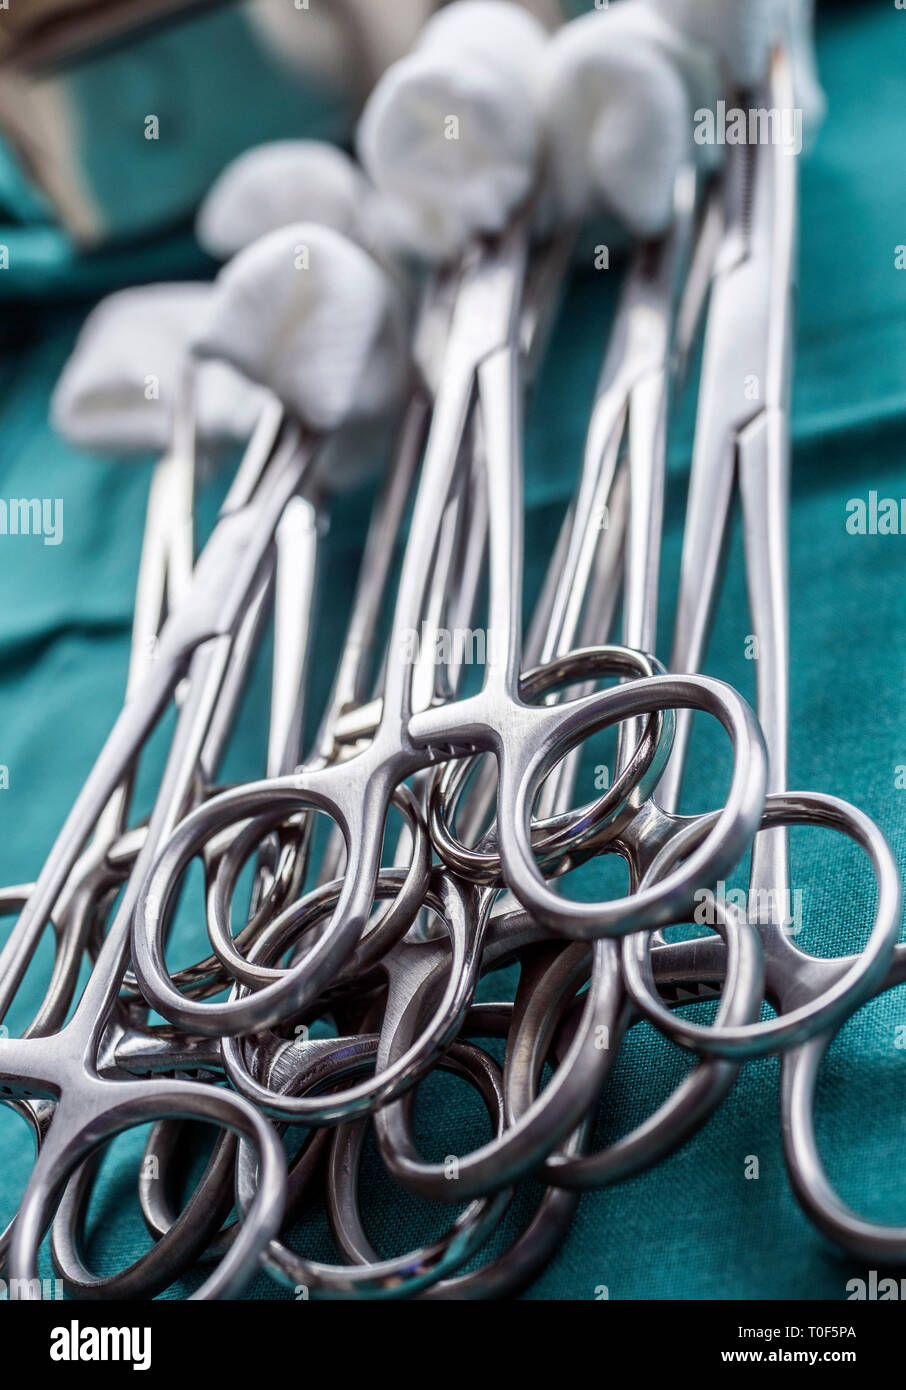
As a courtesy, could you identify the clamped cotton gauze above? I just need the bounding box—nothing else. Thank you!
[356,0,550,261]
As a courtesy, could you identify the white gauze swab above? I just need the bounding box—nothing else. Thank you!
[196,141,374,262]
[356,0,549,261]
[544,1,719,238]
[51,283,267,456]
[193,222,410,482]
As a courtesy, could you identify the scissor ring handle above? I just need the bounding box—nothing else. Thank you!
[233,1034,513,1299]
[622,791,902,1058]
[318,999,584,1299]
[8,1076,285,1300]
[374,933,621,1203]
[131,1113,332,1274]
[0,883,84,1037]
[499,672,768,940]
[204,808,313,989]
[516,905,763,1189]
[0,1094,51,1269]
[113,807,300,1004]
[49,1101,238,1298]
[428,646,672,884]
[782,944,906,1264]
[132,762,394,1036]
[205,783,429,991]
[220,868,486,1124]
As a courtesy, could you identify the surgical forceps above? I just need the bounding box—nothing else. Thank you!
[623,47,900,1055]
[0,392,202,1269]
[50,239,623,1290]
[426,165,704,881]
[38,263,498,1294]
[133,209,768,1073]
[365,175,765,1205]
[0,407,346,1295]
[30,270,477,1303]
[608,47,903,1259]
[375,56,896,1209]
[219,184,766,1213]
[34,390,439,1297]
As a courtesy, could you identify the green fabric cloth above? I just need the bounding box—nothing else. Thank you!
[1,1,905,1300]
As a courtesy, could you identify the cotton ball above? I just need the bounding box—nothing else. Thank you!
[357,2,548,260]
[196,142,372,261]
[358,54,537,259]
[414,0,549,93]
[51,284,267,456]
[543,9,694,237]
[193,223,409,436]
